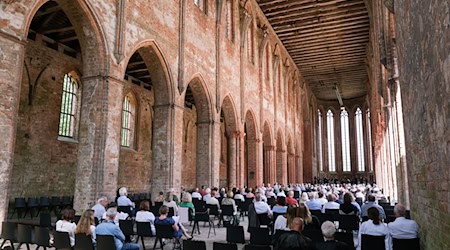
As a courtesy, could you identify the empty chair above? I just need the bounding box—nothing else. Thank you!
[50,196,61,215]
[17,224,32,250]
[39,212,52,228]
[34,227,51,250]
[250,227,271,246]
[96,235,116,250]
[60,196,72,210]
[338,214,360,231]
[324,209,340,221]
[244,244,271,250]
[25,197,39,218]
[206,204,220,220]
[0,222,16,250]
[119,219,135,237]
[226,225,245,244]
[74,233,94,250]
[153,224,181,249]
[192,209,215,237]
[213,242,238,250]
[183,240,207,250]
[392,238,420,250]
[361,234,385,250]
[53,231,72,249]
[136,221,153,250]
[38,197,50,215]
[10,197,26,219]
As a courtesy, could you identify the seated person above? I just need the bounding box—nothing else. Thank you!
[286,191,299,206]
[321,194,340,213]
[316,221,353,250]
[306,192,323,211]
[361,194,386,219]
[339,192,359,215]
[274,217,314,250]
[116,187,135,216]
[75,210,96,244]
[234,188,245,202]
[154,191,165,202]
[387,204,419,239]
[135,200,156,235]
[191,188,202,200]
[274,205,297,232]
[358,207,391,250]
[206,189,221,212]
[154,205,192,240]
[163,192,178,216]
[96,208,140,250]
[272,196,288,214]
[91,196,108,221]
[180,192,195,219]
[297,203,321,231]
[56,208,77,247]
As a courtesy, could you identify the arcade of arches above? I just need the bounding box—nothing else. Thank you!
[0,0,448,248]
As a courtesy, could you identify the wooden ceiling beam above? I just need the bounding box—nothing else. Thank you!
[287,42,366,55]
[277,19,369,38]
[42,26,75,34]
[34,6,61,17]
[283,29,369,46]
[263,0,359,17]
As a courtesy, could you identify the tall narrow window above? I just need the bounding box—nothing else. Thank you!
[355,108,365,171]
[367,109,373,171]
[59,73,79,138]
[341,109,351,172]
[121,94,136,148]
[246,24,254,62]
[318,110,323,172]
[327,110,336,172]
[225,0,233,39]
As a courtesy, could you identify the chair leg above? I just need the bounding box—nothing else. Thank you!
[153,237,158,249]
[26,243,31,250]
[9,240,15,250]
[141,236,146,250]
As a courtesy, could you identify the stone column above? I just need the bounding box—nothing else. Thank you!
[278,149,288,184]
[0,35,25,224]
[74,76,123,211]
[227,131,238,189]
[264,146,276,185]
[254,138,263,186]
[287,153,296,183]
[296,155,303,183]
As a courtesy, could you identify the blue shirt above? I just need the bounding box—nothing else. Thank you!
[117,196,133,206]
[361,202,386,219]
[95,221,125,250]
[272,206,287,214]
[306,199,323,211]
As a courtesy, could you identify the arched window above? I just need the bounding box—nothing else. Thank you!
[225,0,233,39]
[340,109,351,172]
[327,110,336,172]
[355,108,365,171]
[367,109,373,171]
[121,93,136,148]
[58,73,80,138]
[246,23,254,63]
[318,110,323,172]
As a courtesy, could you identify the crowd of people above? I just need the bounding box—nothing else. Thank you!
[52,182,419,250]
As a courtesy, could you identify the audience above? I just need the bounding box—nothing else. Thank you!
[275,205,297,232]
[358,207,391,250]
[91,196,108,220]
[297,203,321,231]
[306,192,323,211]
[154,205,192,240]
[56,208,77,247]
[75,210,96,244]
[339,192,359,215]
[234,188,245,202]
[163,192,178,216]
[191,188,202,200]
[179,192,195,218]
[286,191,299,206]
[316,221,353,250]
[117,187,135,216]
[275,217,314,250]
[135,200,156,235]
[96,207,140,250]
[321,194,340,213]
[202,188,212,201]
[272,196,288,214]
[253,192,273,216]
[206,189,221,212]
[361,194,386,219]
[154,191,165,202]
[317,191,328,205]
[387,204,419,239]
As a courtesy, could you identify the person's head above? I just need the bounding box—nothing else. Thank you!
[394,204,406,218]
[75,210,95,235]
[296,203,312,224]
[254,192,261,202]
[289,217,304,232]
[201,185,206,190]
[159,205,169,216]
[286,205,298,226]
[105,207,117,221]
[165,192,173,202]
[211,189,217,197]
[327,193,336,202]
[277,196,286,206]
[288,190,294,198]
[240,188,245,194]
[318,191,324,198]
[205,188,211,194]
[343,192,354,204]
[61,208,75,221]
[182,192,192,203]
[368,207,381,225]
[321,221,336,240]
[301,192,309,202]
[159,191,164,196]
[139,200,150,211]
[227,191,234,199]
[368,194,376,202]
[97,196,108,207]
[195,188,199,192]
[119,187,128,196]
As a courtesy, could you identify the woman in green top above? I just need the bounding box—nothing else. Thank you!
[179,192,195,218]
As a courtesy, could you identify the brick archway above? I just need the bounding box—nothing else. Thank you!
[287,134,295,184]
[220,95,239,188]
[262,121,275,184]
[244,109,259,188]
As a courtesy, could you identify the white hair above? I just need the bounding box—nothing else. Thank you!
[119,187,128,196]
[106,207,117,219]
[97,196,108,204]
[321,221,336,239]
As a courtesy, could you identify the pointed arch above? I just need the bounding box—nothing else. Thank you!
[221,94,239,134]
[244,108,260,188]
[186,74,214,123]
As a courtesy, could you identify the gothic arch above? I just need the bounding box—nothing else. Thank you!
[244,109,260,188]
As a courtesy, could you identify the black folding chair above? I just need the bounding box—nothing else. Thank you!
[338,214,360,231]
[393,238,420,250]
[17,224,32,250]
[303,228,324,243]
[119,219,135,237]
[34,227,51,250]
[361,234,385,250]
[206,204,221,221]
[168,207,175,217]
[39,212,52,228]
[75,233,94,250]
[136,221,153,250]
[74,215,81,225]
[244,244,271,250]
[154,224,180,249]
[183,240,207,250]
[192,210,216,237]
[250,227,271,245]
[226,225,245,244]
[60,196,72,211]
[267,197,276,207]
[10,198,26,219]
[53,231,72,249]
[118,206,133,217]
[96,235,116,250]
[221,205,236,226]
[335,231,355,249]
[213,242,238,250]
[1,222,16,250]
[324,209,340,222]
[38,197,50,215]
[25,197,39,218]
[50,196,61,216]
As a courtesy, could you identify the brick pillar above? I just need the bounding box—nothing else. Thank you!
[227,131,238,189]
[197,120,220,188]
[277,149,288,184]
[236,131,243,188]
[74,77,123,211]
[287,153,296,183]
[255,138,263,187]
[150,104,183,200]
[264,146,276,185]
[296,154,303,183]
[0,36,25,225]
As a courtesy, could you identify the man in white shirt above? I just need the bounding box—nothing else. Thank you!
[192,188,202,200]
[321,193,340,213]
[253,193,272,217]
[206,190,220,210]
[388,204,419,239]
[203,188,212,201]
[317,191,328,205]
[117,187,135,207]
[92,196,108,220]
[234,188,245,202]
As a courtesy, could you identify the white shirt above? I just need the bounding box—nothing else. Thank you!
[254,201,272,215]
[317,197,328,205]
[192,192,202,199]
[203,194,211,201]
[102,211,128,224]
[91,204,106,219]
[321,201,340,213]
[274,216,289,232]
[135,211,156,235]
[358,220,391,250]
[388,217,419,239]
[56,220,77,247]
[234,194,245,202]
[163,201,178,215]
[117,196,134,207]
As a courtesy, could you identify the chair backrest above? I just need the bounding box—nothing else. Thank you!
[178,207,190,224]
[272,212,284,222]
[34,227,50,247]
[15,197,26,208]
[17,224,32,243]
[1,222,16,240]
[61,196,72,206]
[119,219,135,236]
[338,214,360,231]
[195,210,211,222]
[226,225,245,244]
[267,197,276,207]
[250,227,271,245]
[335,231,355,248]
[256,213,271,226]
[39,212,52,228]
[54,231,72,248]
[74,215,81,224]
[96,235,116,250]
[155,224,174,239]
[206,204,220,216]
[27,197,38,207]
[168,207,175,217]
[51,196,61,206]
[154,201,163,209]
[183,240,207,250]
[392,238,420,250]
[75,233,94,250]
[294,191,300,199]
[244,244,271,250]
[310,209,322,217]
[213,242,238,250]
[221,205,234,216]
[303,228,324,243]
[117,206,132,215]
[39,197,50,206]
[136,221,153,237]
[361,234,385,250]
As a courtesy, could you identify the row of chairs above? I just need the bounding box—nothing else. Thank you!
[184,240,271,250]
[10,196,74,219]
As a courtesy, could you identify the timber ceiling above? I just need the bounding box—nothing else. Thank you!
[258,0,370,101]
